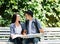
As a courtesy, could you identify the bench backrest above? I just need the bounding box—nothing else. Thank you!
[41,27,60,42]
[0,27,60,42]
[0,27,10,42]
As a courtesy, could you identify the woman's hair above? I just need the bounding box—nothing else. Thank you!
[11,13,17,23]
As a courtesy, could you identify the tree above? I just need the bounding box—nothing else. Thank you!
[0,0,60,27]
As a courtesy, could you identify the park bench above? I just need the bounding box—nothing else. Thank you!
[0,27,13,44]
[38,27,60,44]
[0,27,60,44]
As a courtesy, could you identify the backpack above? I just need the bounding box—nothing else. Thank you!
[34,19,40,33]
[34,19,41,41]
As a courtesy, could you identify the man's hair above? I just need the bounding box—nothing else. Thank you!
[24,10,33,17]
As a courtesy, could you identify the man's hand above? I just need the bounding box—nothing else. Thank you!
[22,29,27,35]
[39,28,44,33]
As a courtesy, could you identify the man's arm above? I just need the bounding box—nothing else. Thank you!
[36,19,44,33]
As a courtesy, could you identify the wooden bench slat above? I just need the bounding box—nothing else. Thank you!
[0,33,10,35]
[0,35,10,36]
[0,42,14,44]
[0,38,9,40]
[0,30,10,32]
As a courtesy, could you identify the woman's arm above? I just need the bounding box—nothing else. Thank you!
[10,24,15,38]
[21,22,27,35]
[21,29,27,35]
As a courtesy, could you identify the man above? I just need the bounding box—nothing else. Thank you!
[23,10,44,44]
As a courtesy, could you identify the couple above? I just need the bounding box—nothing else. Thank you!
[10,10,44,44]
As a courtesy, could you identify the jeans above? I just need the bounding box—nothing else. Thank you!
[34,38,39,44]
[24,38,39,44]
[9,37,23,44]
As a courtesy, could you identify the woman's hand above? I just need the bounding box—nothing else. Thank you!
[11,34,16,39]
[22,29,27,35]
[22,33,26,35]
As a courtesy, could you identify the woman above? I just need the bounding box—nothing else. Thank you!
[10,13,24,44]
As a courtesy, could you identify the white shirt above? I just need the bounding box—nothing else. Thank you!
[29,20,32,34]
[15,25,22,34]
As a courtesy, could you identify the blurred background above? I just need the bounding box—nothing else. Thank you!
[0,0,60,27]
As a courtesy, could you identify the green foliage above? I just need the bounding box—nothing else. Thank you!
[0,0,60,27]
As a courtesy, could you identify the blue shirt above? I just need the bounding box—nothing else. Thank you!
[23,19,42,34]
